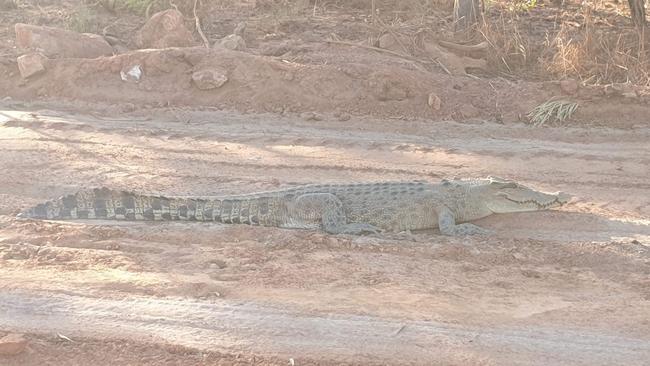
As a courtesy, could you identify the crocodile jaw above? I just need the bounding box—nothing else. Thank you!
[487,189,571,213]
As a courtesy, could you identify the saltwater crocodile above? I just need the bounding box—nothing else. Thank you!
[19,177,570,236]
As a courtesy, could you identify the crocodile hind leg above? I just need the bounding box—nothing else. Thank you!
[290,193,380,235]
[437,206,493,236]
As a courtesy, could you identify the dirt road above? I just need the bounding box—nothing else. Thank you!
[0,103,649,365]
[1,289,649,365]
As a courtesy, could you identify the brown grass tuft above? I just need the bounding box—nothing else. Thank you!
[478,11,533,76]
[479,1,650,86]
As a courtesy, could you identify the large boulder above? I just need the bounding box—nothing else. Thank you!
[134,9,196,49]
[14,23,113,59]
[17,52,47,78]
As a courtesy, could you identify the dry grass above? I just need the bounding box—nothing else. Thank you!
[479,1,650,85]
[478,11,533,76]
[528,99,579,126]
[542,25,584,78]
[256,0,650,86]
[540,8,650,86]
[579,30,650,85]
[68,4,98,33]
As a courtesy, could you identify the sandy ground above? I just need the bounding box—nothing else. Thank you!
[0,102,649,365]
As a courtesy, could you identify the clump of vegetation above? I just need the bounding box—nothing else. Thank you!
[68,5,98,33]
[507,0,537,12]
[527,99,579,127]
[478,0,650,86]
[0,0,17,10]
[479,12,532,74]
[118,0,156,14]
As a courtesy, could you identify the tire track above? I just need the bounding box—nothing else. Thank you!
[0,289,648,366]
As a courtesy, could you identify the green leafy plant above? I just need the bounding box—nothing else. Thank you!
[508,0,537,12]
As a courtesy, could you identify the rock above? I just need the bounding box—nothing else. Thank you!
[459,103,479,119]
[300,112,324,121]
[372,79,409,101]
[0,333,28,356]
[14,23,113,59]
[336,112,351,121]
[120,103,136,113]
[120,64,142,83]
[560,79,578,95]
[134,9,195,49]
[427,93,441,110]
[216,34,246,51]
[260,41,294,57]
[17,53,47,78]
[192,68,228,90]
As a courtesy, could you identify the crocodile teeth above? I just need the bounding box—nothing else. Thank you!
[507,198,559,208]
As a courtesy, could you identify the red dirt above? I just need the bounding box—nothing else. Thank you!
[0,1,649,127]
[0,1,649,365]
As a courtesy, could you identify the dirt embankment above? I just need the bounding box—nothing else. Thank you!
[0,0,649,127]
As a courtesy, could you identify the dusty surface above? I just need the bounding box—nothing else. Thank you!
[0,1,649,364]
[0,103,649,365]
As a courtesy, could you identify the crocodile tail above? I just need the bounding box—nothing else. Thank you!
[18,188,215,222]
[19,188,284,225]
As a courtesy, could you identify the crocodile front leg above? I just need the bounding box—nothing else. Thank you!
[437,206,493,236]
[290,193,380,235]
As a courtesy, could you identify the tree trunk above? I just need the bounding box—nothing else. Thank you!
[453,0,480,31]
[628,0,646,28]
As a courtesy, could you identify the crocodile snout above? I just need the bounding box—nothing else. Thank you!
[556,192,572,204]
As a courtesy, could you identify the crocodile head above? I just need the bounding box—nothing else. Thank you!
[483,177,571,213]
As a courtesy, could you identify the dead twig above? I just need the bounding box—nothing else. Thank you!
[393,324,407,336]
[325,40,431,66]
[145,0,155,19]
[438,40,489,52]
[193,0,209,48]
[434,59,452,75]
